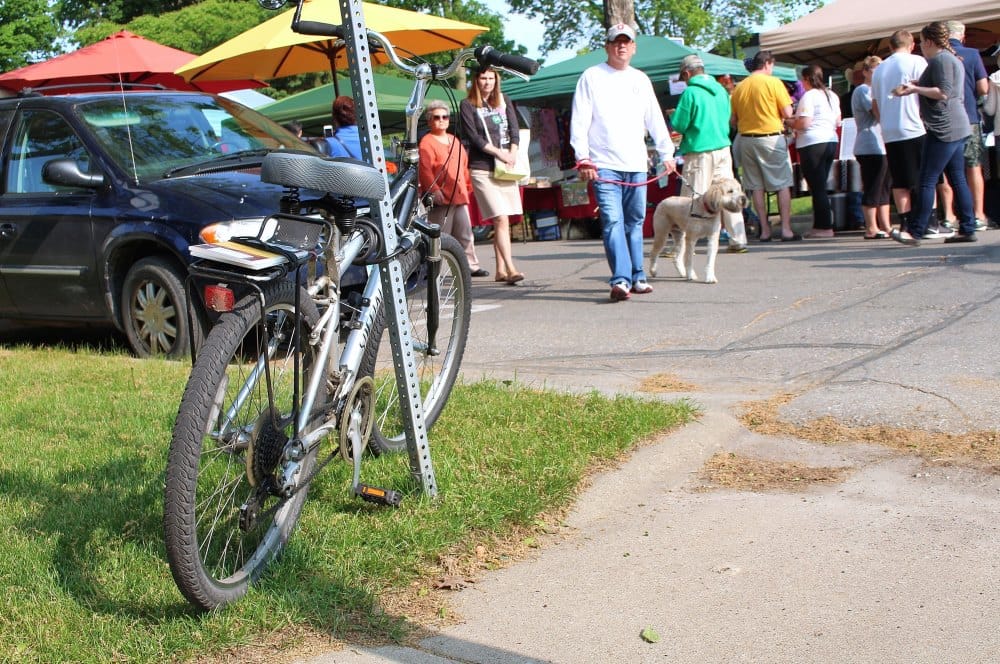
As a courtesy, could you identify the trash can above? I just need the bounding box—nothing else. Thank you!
[830,192,847,231]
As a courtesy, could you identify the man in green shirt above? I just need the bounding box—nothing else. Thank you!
[671,54,748,252]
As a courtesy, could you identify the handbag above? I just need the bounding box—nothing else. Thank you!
[480,110,528,182]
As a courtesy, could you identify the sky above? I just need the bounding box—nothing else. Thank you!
[482,0,581,66]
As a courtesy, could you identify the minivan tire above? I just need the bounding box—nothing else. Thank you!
[121,256,202,359]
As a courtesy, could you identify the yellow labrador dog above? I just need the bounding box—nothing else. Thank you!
[648,177,747,284]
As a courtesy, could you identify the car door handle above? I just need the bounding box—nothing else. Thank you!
[0,223,14,240]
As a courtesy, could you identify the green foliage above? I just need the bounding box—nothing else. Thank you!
[57,0,204,29]
[0,0,61,70]
[72,0,273,53]
[507,0,821,56]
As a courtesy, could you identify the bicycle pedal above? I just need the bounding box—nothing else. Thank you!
[354,483,402,507]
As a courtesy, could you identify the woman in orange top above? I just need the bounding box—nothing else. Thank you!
[418,99,486,276]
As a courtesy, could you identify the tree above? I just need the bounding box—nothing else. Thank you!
[72,0,272,53]
[0,0,61,71]
[57,0,204,29]
[508,0,819,56]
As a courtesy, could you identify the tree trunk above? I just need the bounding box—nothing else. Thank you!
[603,0,635,29]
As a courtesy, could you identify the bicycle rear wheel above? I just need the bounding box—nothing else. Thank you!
[360,233,471,455]
[164,280,323,610]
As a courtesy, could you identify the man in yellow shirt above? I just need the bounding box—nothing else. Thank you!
[730,50,800,241]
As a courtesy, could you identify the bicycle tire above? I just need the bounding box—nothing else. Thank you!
[360,233,471,455]
[164,279,323,610]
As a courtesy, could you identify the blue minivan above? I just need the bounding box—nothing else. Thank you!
[0,90,323,358]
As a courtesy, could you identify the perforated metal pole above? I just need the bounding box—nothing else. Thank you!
[339,0,437,496]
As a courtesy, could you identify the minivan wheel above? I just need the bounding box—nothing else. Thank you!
[122,257,200,359]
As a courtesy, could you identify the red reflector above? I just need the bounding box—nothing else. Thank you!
[204,284,235,312]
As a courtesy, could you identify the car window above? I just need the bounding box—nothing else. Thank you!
[4,109,94,194]
[0,108,14,148]
[79,95,305,181]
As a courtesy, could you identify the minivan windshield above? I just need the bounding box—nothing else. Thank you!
[78,93,311,181]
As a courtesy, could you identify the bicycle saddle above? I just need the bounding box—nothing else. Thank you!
[261,152,387,200]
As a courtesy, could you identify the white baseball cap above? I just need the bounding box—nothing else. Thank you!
[606,23,636,42]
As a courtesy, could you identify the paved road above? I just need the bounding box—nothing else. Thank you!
[300,227,1000,664]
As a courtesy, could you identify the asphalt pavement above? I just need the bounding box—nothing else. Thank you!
[295,221,1000,664]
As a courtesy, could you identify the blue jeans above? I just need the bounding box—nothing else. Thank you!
[592,169,647,287]
[910,134,975,237]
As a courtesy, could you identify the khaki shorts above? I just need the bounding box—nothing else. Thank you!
[737,134,793,192]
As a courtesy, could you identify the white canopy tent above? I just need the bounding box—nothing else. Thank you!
[759,0,1000,70]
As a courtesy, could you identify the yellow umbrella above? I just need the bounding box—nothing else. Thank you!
[175,0,487,85]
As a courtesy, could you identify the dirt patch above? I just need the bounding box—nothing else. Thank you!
[379,512,575,638]
[191,627,341,664]
[638,373,700,393]
[695,452,852,492]
[740,393,1000,473]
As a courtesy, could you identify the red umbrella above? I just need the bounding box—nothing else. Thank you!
[0,31,265,94]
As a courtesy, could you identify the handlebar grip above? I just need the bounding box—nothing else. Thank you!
[292,19,344,37]
[474,46,539,76]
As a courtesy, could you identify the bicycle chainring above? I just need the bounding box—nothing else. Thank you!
[339,376,375,461]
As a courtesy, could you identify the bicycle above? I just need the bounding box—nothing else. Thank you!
[162,0,538,611]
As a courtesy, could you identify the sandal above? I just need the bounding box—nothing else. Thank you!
[780,233,802,242]
[495,273,509,282]
[863,231,889,240]
[506,272,525,284]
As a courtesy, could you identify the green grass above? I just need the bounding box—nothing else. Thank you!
[790,196,813,216]
[0,346,697,662]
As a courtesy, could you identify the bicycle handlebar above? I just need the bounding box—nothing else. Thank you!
[472,46,539,76]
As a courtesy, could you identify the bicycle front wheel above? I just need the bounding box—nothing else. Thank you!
[164,280,323,610]
[360,233,472,455]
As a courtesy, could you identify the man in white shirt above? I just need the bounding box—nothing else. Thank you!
[571,23,676,302]
[871,30,927,232]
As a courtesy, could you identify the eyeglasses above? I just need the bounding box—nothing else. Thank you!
[431,114,449,120]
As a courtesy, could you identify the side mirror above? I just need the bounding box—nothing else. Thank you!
[42,158,106,189]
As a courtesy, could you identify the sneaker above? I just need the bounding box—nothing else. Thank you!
[942,220,958,231]
[610,283,631,301]
[943,233,977,243]
[923,226,955,240]
[727,243,748,253]
[974,219,989,232]
[631,281,653,294]
[720,229,731,243]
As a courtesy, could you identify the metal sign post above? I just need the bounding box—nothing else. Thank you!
[338,0,437,497]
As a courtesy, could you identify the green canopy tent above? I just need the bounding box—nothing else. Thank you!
[505,35,797,107]
[258,72,455,135]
